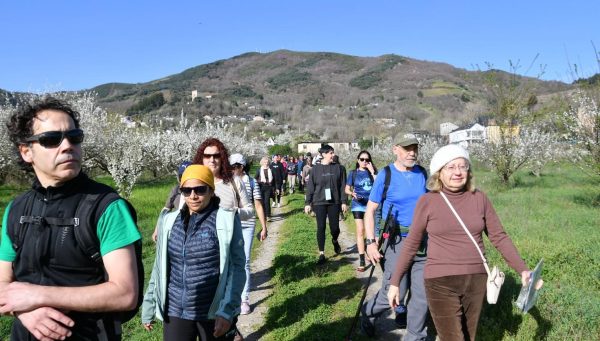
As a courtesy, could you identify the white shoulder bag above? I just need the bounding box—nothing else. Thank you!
[440,192,505,304]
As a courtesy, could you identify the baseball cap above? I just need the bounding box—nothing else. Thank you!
[395,132,419,147]
[229,153,246,166]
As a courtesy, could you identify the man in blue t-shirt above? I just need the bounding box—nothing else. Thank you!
[360,133,429,340]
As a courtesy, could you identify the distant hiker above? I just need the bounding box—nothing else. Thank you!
[255,156,274,221]
[0,97,142,340]
[152,160,192,242]
[361,133,429,340]
[345,150,378,272]
[388,144,543,341]
[270,154,286,207]
[141,165,245,340]
[302,156,313,189]
[230,153,268,315]
[304,145,348,265]
[286,156,298,194]
[296,155,305,191]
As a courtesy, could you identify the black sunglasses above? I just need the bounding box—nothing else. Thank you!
[358,158,370,162]
[203,153,221,159]
[24,129,84,148]
[180,185,210,196]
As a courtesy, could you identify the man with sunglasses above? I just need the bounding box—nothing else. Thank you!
[0,97,141,340]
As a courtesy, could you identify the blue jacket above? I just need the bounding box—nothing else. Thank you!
[141,205,246,323]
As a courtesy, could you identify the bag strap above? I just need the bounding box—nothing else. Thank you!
[231,179,242,209]
[381,165,391,204]
[439,192,491,276]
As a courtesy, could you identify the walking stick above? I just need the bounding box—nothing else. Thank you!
[345,212,396,341]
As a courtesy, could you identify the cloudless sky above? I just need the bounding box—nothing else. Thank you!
[1,0,599,92]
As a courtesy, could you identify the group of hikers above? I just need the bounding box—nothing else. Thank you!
[0,96,543,341]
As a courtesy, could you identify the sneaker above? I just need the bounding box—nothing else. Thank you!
[240,301,251,315]
[267,217,272,222]
[332,240,341,254]
[277,203,281,208]
[357,261,366,272]
[233,330,244,341]
[316,254,326,265]
[394,305,407,329]
[271,202,276,207]
[359,312,376,337]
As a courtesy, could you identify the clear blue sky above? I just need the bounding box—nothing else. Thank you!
[1,0,599,92]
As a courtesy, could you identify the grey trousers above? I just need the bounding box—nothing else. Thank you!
[362,234,428,341]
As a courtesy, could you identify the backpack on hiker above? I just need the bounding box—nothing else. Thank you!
[7,189,144,324]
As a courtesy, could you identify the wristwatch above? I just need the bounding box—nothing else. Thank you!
[365,238,376,246]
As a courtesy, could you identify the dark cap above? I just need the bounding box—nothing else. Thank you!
[394,132,419,147]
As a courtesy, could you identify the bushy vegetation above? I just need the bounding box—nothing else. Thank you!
[224,85,257,98]
[267,68,313,89]
[126,92,166,115]
[349,54,406,89]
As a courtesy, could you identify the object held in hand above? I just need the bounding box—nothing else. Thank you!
[515,258,544,313]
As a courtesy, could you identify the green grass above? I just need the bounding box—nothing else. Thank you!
[1,164,598,340]
[256,193,367,341]
[422,81,463,97]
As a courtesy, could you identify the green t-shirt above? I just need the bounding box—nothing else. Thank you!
[0,199,141,262]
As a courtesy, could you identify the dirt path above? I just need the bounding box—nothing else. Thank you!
[235,204,427,340]
[336,218,407,340]
[236,203,286,340]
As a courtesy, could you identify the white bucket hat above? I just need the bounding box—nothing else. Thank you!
[429,144,470,175]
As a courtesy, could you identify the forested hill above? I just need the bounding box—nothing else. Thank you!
[3,50,574,140]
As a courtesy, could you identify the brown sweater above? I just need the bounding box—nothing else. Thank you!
[391,188,529,285]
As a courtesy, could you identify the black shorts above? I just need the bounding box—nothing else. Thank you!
[352,211,365,219]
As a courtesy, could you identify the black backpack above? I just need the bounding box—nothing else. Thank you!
[7,190,144,324]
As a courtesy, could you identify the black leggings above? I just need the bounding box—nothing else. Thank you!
[163,316,236,341]
[259,183,272,217]
[313,204,341,252]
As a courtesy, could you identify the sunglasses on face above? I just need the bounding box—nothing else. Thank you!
[180,185,210,196]
[358,158,370,162]
[24,129,84,148]
[203,153,221,159]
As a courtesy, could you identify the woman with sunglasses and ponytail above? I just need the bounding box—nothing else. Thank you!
[345,150,378,272]
[142,165,245,341]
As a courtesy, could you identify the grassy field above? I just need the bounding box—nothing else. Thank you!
[1,164,599,340]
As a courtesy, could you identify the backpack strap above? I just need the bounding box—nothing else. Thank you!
[9,192,37,253]
[381,165,392,205]
[73,193,104,263]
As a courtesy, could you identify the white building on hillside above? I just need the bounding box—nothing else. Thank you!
[448,123,486,147]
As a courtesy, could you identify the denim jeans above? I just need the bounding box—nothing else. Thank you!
[241,226,256,302]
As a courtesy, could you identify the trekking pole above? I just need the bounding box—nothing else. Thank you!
[345,213,395,341]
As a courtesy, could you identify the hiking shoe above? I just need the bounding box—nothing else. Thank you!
[233,330,244,341]
[240,301,251,315]
[317,254,327,265]
[394,306,407,329]
[332,240,341,254]
[359,312,376,337]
